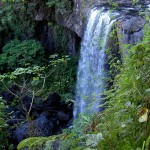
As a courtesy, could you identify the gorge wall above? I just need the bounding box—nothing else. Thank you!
[64,0,149,37]
[34,0,149,55]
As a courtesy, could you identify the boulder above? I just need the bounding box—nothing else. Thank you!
[58,111,70,121]
[21,96,32,111]
[13,115,56,142]
[2,85,19,104]
[2,91,15,104]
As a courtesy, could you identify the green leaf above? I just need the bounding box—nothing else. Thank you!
[86,133,103,147]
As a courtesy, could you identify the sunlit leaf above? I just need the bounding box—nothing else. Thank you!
[86,133,103,147]
[138,108,148,123]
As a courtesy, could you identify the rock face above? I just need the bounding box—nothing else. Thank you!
[34,0,149,38]
[35,22,80,55]
[53,0,149,37]
[116,15,146,45]
[32,0,149,56]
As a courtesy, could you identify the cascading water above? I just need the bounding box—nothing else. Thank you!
[74,8,116,116]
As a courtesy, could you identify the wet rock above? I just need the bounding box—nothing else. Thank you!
[2,85,20,104]
[52,140,61,150]
[116,15,146,54]
[2,91,15,104]
[58,111,70,121]
[59,100,73,117]
[13,115,56,142]
[47,93,61,107]
[33,0,149,38]
[36,22,79,55]
[7,110,25,126]
[22,96,32,111]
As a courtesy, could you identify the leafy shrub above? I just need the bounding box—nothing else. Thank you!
[20,54,78,100]
[0,54,77,118]
[0,39,46,72]
[44,55,78,95]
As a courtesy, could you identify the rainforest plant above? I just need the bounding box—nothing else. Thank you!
[43,54,77,96]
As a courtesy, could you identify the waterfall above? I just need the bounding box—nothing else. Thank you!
[74,8,116,116]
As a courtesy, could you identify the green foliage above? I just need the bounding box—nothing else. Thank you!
[132,0,139,5]
[0,54,77,118]
[43,55,78,96]
[97,27,150,149]
[137,136,150,150]
[0,65,47,120]
[0,97,9,149]
[59,114,100,150]
[107,0,118,8]
[0,1,35,40]
[47,22,72,53]
[17,135,62,150]
[18,137,49,150]
[47,0,72,12]
[0,39,46,72]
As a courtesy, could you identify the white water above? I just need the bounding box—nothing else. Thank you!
[74,8,116,116]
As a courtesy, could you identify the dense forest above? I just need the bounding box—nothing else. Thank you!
[0,0,149,150]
